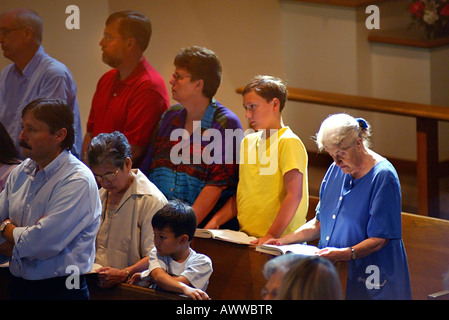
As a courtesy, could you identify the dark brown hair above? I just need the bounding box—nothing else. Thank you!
[174,46,222,100]
[106,10,152,51]
[242,75,288,111]
[22,98,75,151]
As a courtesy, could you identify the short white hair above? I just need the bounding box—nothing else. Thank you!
[315,113,371,151]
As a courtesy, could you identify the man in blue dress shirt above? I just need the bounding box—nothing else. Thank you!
[0,98,101,300]
[0,8,82,158]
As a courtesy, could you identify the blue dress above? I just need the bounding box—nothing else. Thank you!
[316,160,412,299]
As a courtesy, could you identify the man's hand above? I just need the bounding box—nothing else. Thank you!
[96,266,128,288]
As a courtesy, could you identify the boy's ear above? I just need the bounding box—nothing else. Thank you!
[178,234,190,245]
[272,98,280,111]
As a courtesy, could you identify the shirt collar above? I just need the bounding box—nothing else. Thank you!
[201,100,217,129]
[118,56,147,85]
[24,150,70,179]
[174,100,217,130]
[100,169,155,212]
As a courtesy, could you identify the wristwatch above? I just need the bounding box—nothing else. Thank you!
[350,247,357,260]
[0,221,11,234]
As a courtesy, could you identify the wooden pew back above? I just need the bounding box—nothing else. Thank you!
[401,212,449,299]
[191,196,346,300]
[69,196,449,301]
[191,238,269,300]
[87,276,191,300]
[309,195,449,300]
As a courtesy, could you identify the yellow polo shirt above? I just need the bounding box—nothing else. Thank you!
[237,127,308,238]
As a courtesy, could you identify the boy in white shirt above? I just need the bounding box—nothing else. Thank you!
[129,200,212,300]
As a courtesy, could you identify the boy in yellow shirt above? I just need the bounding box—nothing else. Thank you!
[205,75,308,244]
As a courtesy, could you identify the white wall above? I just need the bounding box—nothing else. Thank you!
[280,0,449,161]
[107,0,285,129]
[0,0,285,135]
[0,0,110,134]
[1,0,447,161]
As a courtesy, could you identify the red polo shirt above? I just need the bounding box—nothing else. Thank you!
[87,57,169,147]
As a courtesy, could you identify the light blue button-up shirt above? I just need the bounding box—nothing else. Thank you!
[0,46,83,158]
[0,151,101,280]
[316,160,411,299]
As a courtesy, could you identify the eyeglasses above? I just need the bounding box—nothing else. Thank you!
[94,169,120,183]
[0,26,27,38]
[327,143,356,162]
[172,72,192,82]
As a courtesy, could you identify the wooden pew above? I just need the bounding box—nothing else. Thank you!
[0,266,190,300]
[191,238,269,300]
[191,196,347,300]
[401,212,449,300]
[2,196,447,300]
[87,277,190,300]
[308,195,449,300]
[191,237,348,300]
[193,195,449,300]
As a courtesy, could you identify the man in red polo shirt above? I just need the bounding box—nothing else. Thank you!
[82,11,169,167]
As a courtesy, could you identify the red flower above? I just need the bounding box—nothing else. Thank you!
[441,4,449,16]
[409,1,425,18]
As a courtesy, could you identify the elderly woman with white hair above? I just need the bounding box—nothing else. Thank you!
[266,113,412,300]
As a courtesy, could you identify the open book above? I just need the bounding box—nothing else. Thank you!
[255,243,319,256]
[194,228,257,245]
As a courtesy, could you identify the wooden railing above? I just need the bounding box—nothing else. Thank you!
[284,0,390,7]
[368,28,449,49]
[236,86,449,218]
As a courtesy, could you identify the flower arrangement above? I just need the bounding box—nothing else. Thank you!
[409,0,449,39]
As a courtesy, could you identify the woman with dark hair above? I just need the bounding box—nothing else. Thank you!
[0,121,21,191]
[87,131,167,288]
[142,46,242,228]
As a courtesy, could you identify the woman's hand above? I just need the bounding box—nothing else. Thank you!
[250,234,279,245]
[317,247,351,263]
[203,220,220,229]
[96,267,128,288]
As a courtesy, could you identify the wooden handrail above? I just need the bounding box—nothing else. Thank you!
[368,28,449,49]
[236,86,448,218]
[283,0,390,8]
[236,86,449,122]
